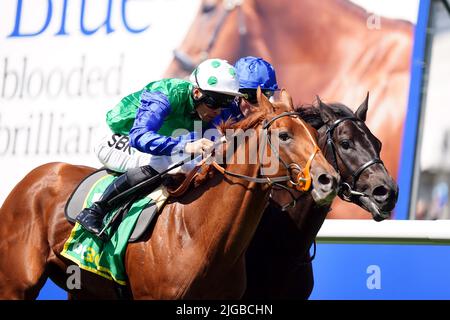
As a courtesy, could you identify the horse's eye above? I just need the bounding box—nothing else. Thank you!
[202,3,216,14]
[279,132,291,142]
[340,140,351,150]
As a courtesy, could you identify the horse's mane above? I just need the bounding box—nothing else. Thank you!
[295,104,323,129]
[179,109,270,193]
[326,102,355,117]
[295,102,356,129]
[217,110,268,133]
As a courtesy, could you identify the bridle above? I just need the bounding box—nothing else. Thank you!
[281,115,385,266]
[211,111,320,195]
[173,0,247,72]
[283,116,385,267]
[209,111,321,266]
[324,116,384,202]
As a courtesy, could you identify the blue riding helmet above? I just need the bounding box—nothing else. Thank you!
[234,56,279,91]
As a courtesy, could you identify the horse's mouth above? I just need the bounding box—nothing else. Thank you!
[359,196,391,221]
[311,188,337,207]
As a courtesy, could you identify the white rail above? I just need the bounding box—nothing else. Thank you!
[316,220,450,245]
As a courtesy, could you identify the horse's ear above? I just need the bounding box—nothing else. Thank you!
[257,86,274,112]
[316,95,334,124]
[280,89,294,111]
[355,92,369,122]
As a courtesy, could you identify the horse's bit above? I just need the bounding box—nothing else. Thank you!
[173,0,247,72]
[324,116,384,201]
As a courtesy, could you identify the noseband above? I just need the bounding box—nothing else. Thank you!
[325,116,384,201]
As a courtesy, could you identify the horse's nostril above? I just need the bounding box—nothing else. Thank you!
[318,173,331,186]
[373,185,388,197]
[373,185,389,202]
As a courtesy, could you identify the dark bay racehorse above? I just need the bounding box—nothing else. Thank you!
[243,95,399,299]
[164,0,412,218]
[0,89,339,299]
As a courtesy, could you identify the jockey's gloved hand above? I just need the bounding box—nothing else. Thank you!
[184,138,214,155]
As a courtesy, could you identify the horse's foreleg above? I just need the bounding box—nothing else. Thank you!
[0,162,98,299]
[0,233,50,299]
[0,196,51,299]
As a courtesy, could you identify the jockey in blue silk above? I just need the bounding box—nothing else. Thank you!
[76,59,243,240]
[213,56,279,126]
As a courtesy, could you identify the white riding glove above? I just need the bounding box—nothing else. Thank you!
[184,138,214,155]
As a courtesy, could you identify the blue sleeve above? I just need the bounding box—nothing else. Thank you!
[212,101,243,127]
[129,90,198,156]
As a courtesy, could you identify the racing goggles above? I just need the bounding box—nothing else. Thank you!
[201,90,237,110]
[240,89,274,104]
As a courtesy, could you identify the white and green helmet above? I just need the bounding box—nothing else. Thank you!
[190,59,243,97]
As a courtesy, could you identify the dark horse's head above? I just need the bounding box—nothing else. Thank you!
[297,93,399,221]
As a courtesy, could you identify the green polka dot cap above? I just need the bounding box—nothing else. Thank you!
[190,59,243,97]
[207,76,218,86]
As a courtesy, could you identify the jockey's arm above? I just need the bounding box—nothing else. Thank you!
[129,90,198,156]
[211,100,242,127]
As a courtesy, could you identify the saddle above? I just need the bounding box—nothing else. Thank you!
[65,169,166,242]
[65,164,212,242]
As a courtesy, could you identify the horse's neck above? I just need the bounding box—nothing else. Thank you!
[280,126,332,255]
[187,161,269,265]
[249,0,369,50]
[247,0,407,102]
[221,162,268,236]
[185,127,271,260]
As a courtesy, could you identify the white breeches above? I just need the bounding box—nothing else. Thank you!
[94,134,199,174]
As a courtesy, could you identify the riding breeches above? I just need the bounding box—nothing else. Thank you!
[94,134,199,174]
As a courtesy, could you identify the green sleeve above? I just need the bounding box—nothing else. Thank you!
[106,90,142,135]
[105,79,194,135]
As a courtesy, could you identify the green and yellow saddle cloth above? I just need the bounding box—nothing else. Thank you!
[61,174,167,285]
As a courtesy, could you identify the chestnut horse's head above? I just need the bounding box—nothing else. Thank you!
[250,88,339,206]
[301,94,399,220]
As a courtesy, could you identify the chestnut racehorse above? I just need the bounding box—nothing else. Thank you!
[243,95,399,299]
[0,89,338,299]
[164,0,412,218]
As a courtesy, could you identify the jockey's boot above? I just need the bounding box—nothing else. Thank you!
[76,165,160,240]
[75,173,131,240]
